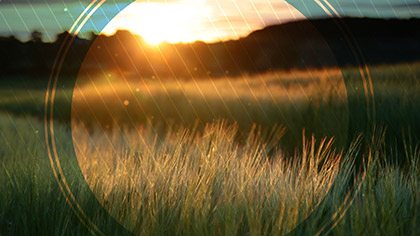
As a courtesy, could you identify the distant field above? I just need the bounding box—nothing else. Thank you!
[73,67,348,149]
[71,62,420,151]
[1,62,419,150]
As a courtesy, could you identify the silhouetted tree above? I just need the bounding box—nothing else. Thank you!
[88,31,98,41]
[55,31,71,44]
[30,30,43,43]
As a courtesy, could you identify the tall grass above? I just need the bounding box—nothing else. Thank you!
[1,113,420,235]
[74,120,342,235]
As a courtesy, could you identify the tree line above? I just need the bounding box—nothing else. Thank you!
[1,17,419,79]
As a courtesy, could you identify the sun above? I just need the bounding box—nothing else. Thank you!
[103,1,211,45]
[101,0,304,45]
[133,3,194,45]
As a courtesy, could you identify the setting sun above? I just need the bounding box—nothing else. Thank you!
[102,0,304,45]
[103,1,212,45]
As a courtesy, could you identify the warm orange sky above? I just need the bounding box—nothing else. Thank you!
[102,0,305,45]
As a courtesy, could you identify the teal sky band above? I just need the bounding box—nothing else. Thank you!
[1,0,419,41]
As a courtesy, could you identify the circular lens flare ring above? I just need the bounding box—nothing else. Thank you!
[46,0,374,235]
[44,1,107,235]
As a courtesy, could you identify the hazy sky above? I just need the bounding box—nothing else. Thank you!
[1,0,419,43]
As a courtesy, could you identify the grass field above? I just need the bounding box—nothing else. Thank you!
[1,113,420,235]
[1,62,420,235]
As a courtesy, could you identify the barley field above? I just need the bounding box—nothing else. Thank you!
[1,62,420,235]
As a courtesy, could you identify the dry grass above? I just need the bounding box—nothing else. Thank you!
[73,121,342,235]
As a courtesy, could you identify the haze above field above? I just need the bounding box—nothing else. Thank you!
[1,0,420,42]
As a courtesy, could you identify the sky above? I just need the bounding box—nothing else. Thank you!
[1,0,419,43]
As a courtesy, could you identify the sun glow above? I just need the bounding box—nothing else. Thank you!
[103,1,212,45]
[101,0,304,45]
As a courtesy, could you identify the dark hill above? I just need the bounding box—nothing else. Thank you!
[245,17,420,68]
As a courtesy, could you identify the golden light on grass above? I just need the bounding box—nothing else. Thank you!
[71,68,350,234]
[73,121,343,235]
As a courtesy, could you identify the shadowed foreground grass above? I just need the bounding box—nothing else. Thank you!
[1,113,419,235]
